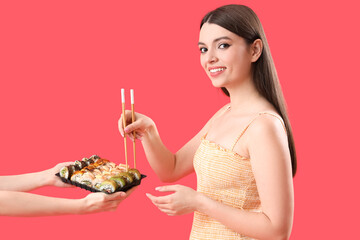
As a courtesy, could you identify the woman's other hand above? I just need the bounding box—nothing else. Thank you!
[146,184,200,216]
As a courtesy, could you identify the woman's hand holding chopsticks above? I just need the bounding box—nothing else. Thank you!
[118,111,156,141]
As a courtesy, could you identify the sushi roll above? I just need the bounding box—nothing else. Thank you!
[102,173,112,180]
[116,164,127,171]
[128,169,141,181]
[105,162,116,169]
[84,158,94,166]
[71,164,81,171]
[99,180,118,193]
[70,170,85,182]
[79,172,95,187]
[93,161,105,168]
[110,176,127,188]
[89,155,100,162]
[59,165,78,179]
[117,172,134,184]
[96,159,110,166]
[84,165,96,172]
[110,168,124,175]
[74,160,87,169]
[92,168,102,176]
[79,179,92,187]
[82,157,93,166]
[100,165,110,172]
[93,175,106,190]
[59,166,70,179]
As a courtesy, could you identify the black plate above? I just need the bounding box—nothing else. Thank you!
[55,173,146,194]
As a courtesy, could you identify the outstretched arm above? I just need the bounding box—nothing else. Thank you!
[0,162,73,191]
[0,162,138,217]
[0,188,135,217]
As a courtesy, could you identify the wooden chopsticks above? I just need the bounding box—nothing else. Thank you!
[130,89,136,169]
[121,88,137,171]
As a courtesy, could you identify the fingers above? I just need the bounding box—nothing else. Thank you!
[96,200,123,212]
[103,191,127,201]
[124,120,144,135]
[100,193,125,210]
[146,193,173,204]
[118,117,125,137]
[82,192,129,214]
[155,184,179,193]
[102,185,138,202]
[119,112,145,140]
[59,182,76,188]
[145,185,179,205]
[146,194,177,216]
[118,110,133,136]
[49,162,79,183]
[53,161,75,171]
[145,185,195,216]
[157,207,176,216]
[128,132,144,141]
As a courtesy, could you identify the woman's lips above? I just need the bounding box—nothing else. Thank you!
[208,66,226,77]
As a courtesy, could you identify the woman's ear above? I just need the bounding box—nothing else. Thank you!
[251,39,263,62]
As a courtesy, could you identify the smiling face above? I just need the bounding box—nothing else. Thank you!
[198,23,254,89]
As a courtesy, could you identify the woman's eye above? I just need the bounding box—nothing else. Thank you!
[199,47,208,53]
[219,43,230,49]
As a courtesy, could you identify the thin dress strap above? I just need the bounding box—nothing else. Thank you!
[230,112,286,151]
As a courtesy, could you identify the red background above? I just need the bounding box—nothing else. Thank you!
[0,0,359,239]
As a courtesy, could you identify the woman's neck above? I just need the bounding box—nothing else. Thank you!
[226,78,263,113]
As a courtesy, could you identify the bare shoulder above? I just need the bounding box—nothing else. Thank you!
[248,112,287,142]
[244,112,290,162]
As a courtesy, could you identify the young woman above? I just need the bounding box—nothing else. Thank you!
[119,4,296,239]
[0,162,136,216]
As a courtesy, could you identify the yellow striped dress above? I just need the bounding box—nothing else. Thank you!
[190,112,283,239]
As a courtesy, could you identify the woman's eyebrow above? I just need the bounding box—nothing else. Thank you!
[198,36,232,46]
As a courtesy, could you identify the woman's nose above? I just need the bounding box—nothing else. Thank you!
[208,56,218,63]
[206,50,218,64]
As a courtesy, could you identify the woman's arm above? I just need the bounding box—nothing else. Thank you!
[119,105,228,182]
[0,162,74,191]
[0,189,135,217]
[139,121,205,182]
[147,115,294,239]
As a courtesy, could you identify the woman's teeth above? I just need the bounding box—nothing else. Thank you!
[210,68,226,73]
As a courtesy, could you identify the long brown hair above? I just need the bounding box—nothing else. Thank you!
[201,4,297,177]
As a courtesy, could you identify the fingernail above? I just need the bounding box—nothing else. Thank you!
[124,128,129,133]
[155,187,160,191]
[145,193,150,197]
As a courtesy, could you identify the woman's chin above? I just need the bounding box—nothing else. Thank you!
[210,81,226,88]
